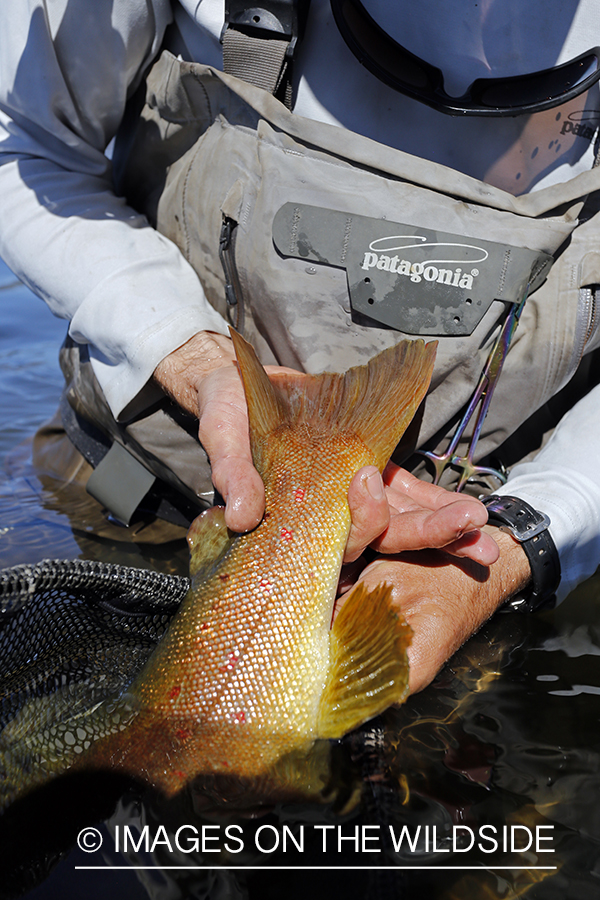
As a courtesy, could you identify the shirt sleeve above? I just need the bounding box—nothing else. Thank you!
[494,379,600,603]
[0,0,229,419]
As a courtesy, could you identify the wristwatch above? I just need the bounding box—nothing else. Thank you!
[482,495,561,612]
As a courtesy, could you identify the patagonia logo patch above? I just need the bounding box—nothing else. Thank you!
[360,235,486,289]
[272,203,552,337]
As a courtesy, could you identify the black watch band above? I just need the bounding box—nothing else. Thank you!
[482,495,561,612]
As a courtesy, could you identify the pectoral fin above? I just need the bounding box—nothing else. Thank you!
[187,507,235,581]
[317,582,412,740]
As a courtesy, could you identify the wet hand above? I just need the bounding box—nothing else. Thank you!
[344,463,500,565]
[153,331,263,531]
[153,331,299,533]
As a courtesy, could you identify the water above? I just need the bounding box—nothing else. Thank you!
[0,257,189,574]
[0,261,73,560]
[1,257,600,899]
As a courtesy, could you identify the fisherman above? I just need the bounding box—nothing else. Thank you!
[1,1,600,696]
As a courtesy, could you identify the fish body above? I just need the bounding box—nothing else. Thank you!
[104,332,436,793]
[131,431,373,778]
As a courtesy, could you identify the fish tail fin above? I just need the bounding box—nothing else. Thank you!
[327,338,437,465]
[230,329,436,467]
[229,328,288,440]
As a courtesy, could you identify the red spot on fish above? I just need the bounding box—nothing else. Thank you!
[233,710,246,724]
[219,651,240,673]
[259,579,272,592]
[219,573,230,581]
[174,769,186,780]
[168,685,181,700]
[200,622,210,631]
[294,487,306,503]
[175,728,191,741]
[280,526,294,542]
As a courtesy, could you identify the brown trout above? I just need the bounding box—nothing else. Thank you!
[87,332,437,793]
[0,333,436,805]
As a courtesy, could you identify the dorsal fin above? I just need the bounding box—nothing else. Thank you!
[229,329,436,470]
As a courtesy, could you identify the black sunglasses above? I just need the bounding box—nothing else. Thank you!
[331,0,600,117]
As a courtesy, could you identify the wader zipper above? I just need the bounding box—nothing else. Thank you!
[219,216,245,333]
[584,288,598,347]
[574,286,598,366]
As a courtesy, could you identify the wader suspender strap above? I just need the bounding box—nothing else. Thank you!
[221,1,311,107]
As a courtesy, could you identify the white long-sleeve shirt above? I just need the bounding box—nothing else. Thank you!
[1,0,600,598]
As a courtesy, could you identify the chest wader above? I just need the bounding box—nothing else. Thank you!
[59,30,600,527]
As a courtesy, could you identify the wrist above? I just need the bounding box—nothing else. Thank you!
[153,331,235,417]
[482,525,533,605]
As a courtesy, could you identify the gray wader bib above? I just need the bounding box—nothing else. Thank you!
[60,51,600,524]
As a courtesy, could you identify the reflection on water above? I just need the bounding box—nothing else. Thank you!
[1,257,600,899]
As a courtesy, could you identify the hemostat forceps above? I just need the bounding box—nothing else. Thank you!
[420,292,528,492]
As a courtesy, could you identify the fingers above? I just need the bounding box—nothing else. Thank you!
[197,365,265,532]
[345,466,390,562]
[439,529,500,565]
[346,462,500,565]
[383,464,487,516]
[381,464,499,564]
[155,333,309,534]
[154,331,264,532]
[374,498,499,565]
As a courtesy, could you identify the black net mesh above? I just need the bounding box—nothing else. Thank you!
[0,558,189,618]
[0,560,190,893]
[0,559,189,764]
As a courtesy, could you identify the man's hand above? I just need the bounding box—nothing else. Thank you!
[155,331,528,695]
[337,527,532,695]
[153,330,296,532]
[345,464,500,566]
